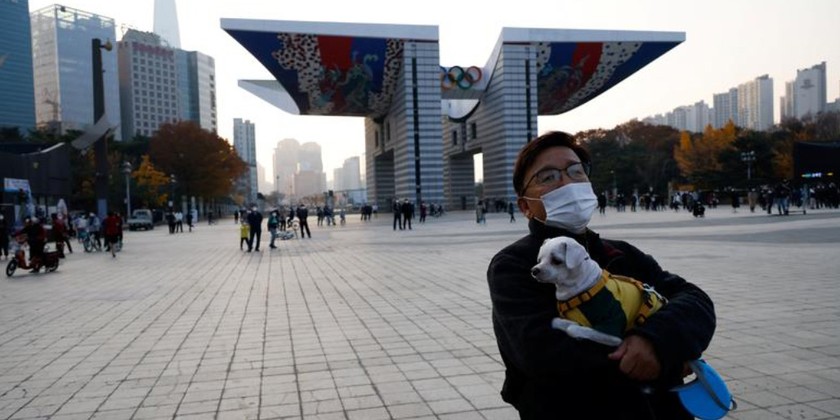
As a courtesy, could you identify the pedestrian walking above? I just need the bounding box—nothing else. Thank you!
[186,210,194,232]
[296,204,311,238]
[393,200,402,230]
[247,206,263,252]
[268,211,279,249]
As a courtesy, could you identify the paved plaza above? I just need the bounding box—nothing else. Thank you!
[1,206,839,420]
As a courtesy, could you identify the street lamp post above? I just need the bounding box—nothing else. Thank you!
[92,38,112,218]
[741,150,756,183]
[123,161,132,217]
[169,174,177,210]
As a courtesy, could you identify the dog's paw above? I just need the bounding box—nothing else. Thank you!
[551,317,579,331]
[566,325,623,347]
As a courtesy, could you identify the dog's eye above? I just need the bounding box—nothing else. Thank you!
[551,257,563,265]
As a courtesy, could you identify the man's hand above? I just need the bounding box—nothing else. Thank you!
[607,335,661,381]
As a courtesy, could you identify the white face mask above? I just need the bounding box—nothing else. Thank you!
[527,182,597,233]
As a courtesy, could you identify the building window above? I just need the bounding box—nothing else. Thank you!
[471,122,477,139]
[452,130,458,145]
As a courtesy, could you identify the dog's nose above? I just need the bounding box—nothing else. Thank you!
[531,267,540,278]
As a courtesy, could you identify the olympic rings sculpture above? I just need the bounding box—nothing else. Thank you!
[440,66,483,90]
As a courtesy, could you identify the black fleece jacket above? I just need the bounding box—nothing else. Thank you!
[487,219,716,419]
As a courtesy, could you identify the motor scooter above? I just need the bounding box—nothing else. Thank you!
[5,235,59,277]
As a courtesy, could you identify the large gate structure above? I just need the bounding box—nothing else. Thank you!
[222,19,683,210]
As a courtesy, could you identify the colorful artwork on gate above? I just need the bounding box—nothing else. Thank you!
[534,41,679,115]
[227,28,680,117]
[226,29,403,117]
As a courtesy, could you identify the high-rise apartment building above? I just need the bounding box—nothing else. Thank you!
[737,74,774,131]
[233,118,257,203]
[712,88,738,128]
[685,101,710,132]
[30,5,121,139]
[0,0,36,133]
[117,29,216,139]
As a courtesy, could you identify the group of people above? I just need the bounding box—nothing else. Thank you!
[165,208,198,233]
[314,206,346,226]
[238,204,313,252]
[0,210,124,272]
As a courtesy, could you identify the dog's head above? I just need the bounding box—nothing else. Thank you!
[532,236,600,298]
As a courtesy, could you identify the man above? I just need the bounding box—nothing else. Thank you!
[392,199,402,230]
[102,211,122,257]
[50,213,72,256]
[19,217,47,272]
[246,206,263,251]
[487,132,715,419]
[296,204,311,239]
[401,199,413,230]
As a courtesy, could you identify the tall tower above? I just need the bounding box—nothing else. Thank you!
[31,5,121,139]
[0,0,36,134]
[153,0,181,48]
[233,118,257,203]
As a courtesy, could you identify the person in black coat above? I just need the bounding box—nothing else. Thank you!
[487,132,715,419]
[246,207,263,252]
[296,205,311,238]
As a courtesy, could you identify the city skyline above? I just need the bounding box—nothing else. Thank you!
[25,0,840,183]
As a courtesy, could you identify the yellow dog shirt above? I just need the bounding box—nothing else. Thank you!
[556,270,666,338]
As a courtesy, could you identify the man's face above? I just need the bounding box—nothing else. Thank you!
[517,146,588,221]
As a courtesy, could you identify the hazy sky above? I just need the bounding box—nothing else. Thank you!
[29,0,840,185]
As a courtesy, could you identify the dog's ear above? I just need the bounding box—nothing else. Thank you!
[563,240,588,269]
[550,240,567,265]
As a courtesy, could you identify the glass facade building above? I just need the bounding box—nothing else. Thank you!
[30,4,121,139]
[176,50,217,133]
[0,0,36,133]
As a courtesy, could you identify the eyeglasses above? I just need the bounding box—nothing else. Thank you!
[524,162,591,190]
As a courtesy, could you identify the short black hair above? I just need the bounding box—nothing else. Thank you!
[513,131,590,196]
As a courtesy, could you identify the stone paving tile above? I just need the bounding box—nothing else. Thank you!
[1,207,839,419]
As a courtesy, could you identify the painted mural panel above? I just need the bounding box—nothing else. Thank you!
[226,29,404,116]
[535,41,680,114]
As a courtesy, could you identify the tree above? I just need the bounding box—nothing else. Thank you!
[578,121,680,196]
[149,121,247,200]
[673,122,737,188]
[133,155,170,208]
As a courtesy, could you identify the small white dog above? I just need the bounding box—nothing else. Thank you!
[532,236,665,347]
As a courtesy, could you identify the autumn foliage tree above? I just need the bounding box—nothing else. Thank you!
[149,121,247,200]
[133,155,170,208]
[674,121,737,188]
